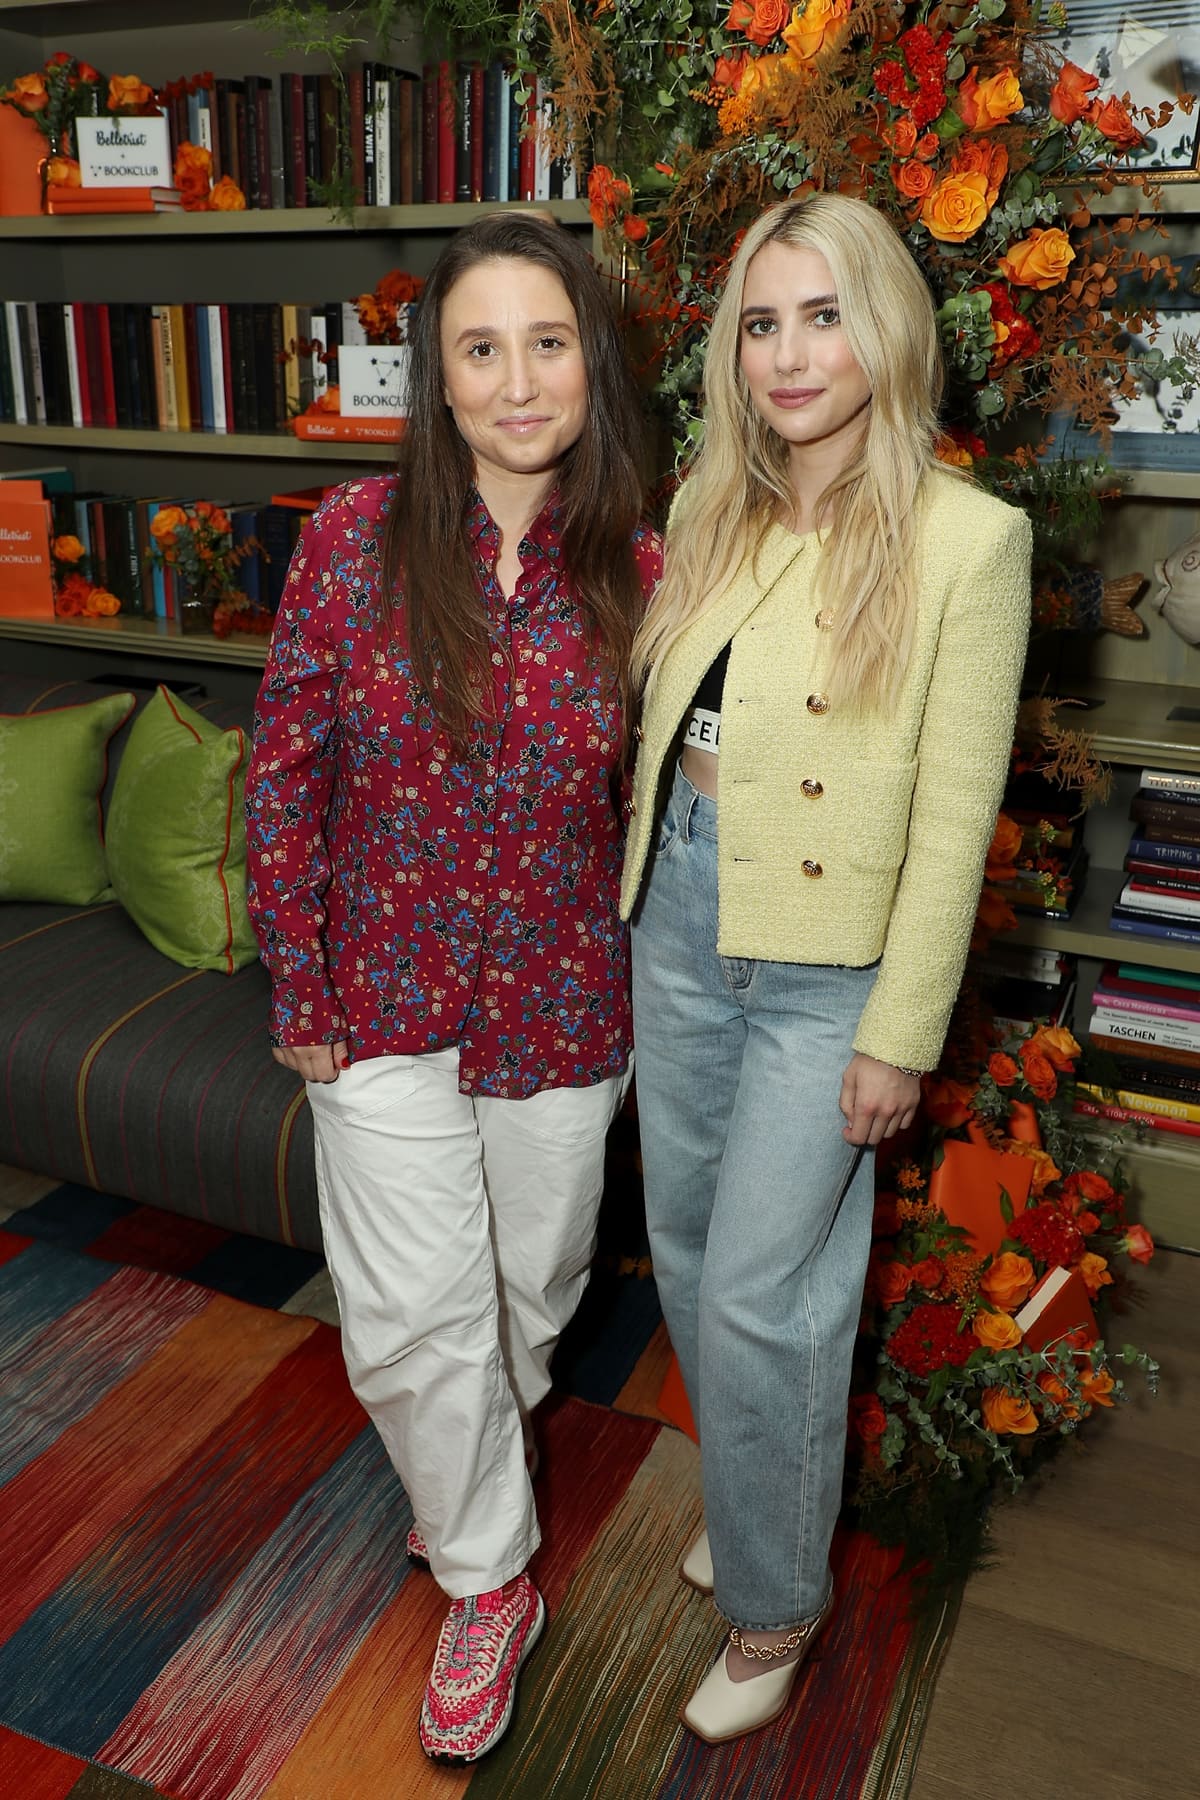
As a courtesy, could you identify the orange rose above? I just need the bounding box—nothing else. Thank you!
[888,116,918,157]
[914,132,939,161]
[956,67,1024,132]
[55,571,93,616]
[1062,1170,1115,1210]
[981,1387,1038,1435]
[974,1309,1022,1351]
[1020,1047,1057,1101]
[85,588,121,617]
[1078,1366,1116,1408]
[875,1258,913,1308]
[209,175,246,212]
[726,0,790,46]
[7,72,49,112]
[314,385,340,413]
[893,160,935,201]
[998,227,1075,291]
[1050,59,1100,126]
[1036,1371,1080,1418]
[193,500,231,534]
[587,163,632,229]
[1121,1223,1154,1264]
[988,1052,1019,1088]
[1078,1252,1113,1296]
[850,1393,887,1442]
[1026,1024,1080,1072]
[175,141,213,182]
[52,534,85,563]
[985,811,1022,882]
[910,1255,945,1293]
[1087,95,1144,150]
[45,155,82,189]
[783,0,852,64]
[1004,1142,1061,1198]
[623,213,649,244]
[949,137,1009,209]
[1075,1209,1100,1236]
[107,74,153,112]
[150,504,188,547]
[920,171,990,244]
[76,61,101,86]
[980,1251,1035,1310]
[921,1074,976,1127]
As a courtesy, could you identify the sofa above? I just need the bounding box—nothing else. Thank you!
[0,673,320,1252]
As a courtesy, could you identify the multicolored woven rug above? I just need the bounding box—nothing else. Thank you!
[0,1184,958,1800]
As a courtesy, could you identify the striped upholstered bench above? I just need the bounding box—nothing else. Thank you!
[0,676,319,1252]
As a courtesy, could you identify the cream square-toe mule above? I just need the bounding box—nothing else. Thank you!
[679,1528,714,1595]
[680,1593,833,1745]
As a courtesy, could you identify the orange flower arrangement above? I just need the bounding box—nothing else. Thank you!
[172,141,246,214]
[353,269,425,346]
[1,51,105,159]
[147,499,264,637]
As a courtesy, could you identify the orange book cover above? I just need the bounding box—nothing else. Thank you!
[1015,1265,1098,1353]
[926,1137,1033,1258]
[268,485,337,509]
[0,482,55,618]
[291,414,406,443]
[0,106,44,217]
[47,197,165,215]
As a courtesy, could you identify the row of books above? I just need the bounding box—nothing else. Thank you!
[1108,766,1200,949]
[0,299,383,437]
[155,64,578,209]
[33,469,326,621]
[1078,961,1200,1141]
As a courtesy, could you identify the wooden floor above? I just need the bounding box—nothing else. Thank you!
[2,1165,1194,1800]
[912,1247,1200,1800]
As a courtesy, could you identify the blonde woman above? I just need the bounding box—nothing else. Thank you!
[622,195,1031,1744]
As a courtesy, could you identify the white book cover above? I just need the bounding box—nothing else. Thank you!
[1141,767,1200,794]
[4,302,27,425]
[62,304,83,428]
[534,80,551,203]
[375,77,392,206]
[1090,1008,1200,1049]
[310,312,329,400]
[22,304,46,425]
[340,301,368,347]
[1119,881,1200,916]
[207,307,227,433]
[158,306,180,430]
[497,69,511,204]
[561,153,577,201]
[196,99,212,152]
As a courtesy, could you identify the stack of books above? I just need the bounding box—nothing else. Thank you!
[45,185,184,216]
[975,942,1077,1035]
[1078,963,1200,1141]
[1111,767,1200,949]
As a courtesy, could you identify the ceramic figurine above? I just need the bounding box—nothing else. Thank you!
[1151,526,1200,646]
[1033,564,1147,637]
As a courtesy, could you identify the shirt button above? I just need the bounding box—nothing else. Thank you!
[806,693,830,715]
[801,778,824,797]
[815,609,835,631]
[635,725,645,742]
[802,860,823,878]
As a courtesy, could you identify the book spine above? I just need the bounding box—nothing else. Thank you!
[375,63,392,206]
[244,76,262,206]
[363,62,377,206]
[93,303,117,429]
[159,307,180,431]
[482,63,501,203]
[437,61,455,204]
[196,84,213,157]
[4,302,27,425]
[421,66,438,204]
[1109,910,1200,946]
[1126,858,1200,889]
[1079,1082,1200,1125]
[287,74,308,205]
[317,71,338,190]
[397,72,415,206]
[470,62,484,202]
[1089,1008,1200,1052]
[1092,988,1200,1024]
[0,308,14,423]
[1125,882,1200,914]
[1117,962,1200,992]
[497,67,511,203]
[266,75,285,208]
[1073,1096,1200,1139]
[348,65,365,206]
[219,303,236,434]
[1141,768,1200,795]
[270,304,287,431]
[518,88,537,202]
[207,306,227,433]
[195,305,214,432]
[1127,836,1200,871]
[302,76,321,195]
[534,78,552,202]
[388,69,403,209]
[69,303,92,429]
[149,306,169,430]
[182,303,203,432]
[62,303,83,429]
[281,302,301,420]
[310,311,329,402]
[257,76,275,208]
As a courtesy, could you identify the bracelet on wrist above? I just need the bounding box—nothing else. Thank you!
[894,1063,924,1079]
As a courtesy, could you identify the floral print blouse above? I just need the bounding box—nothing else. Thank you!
[245,474,662,1098]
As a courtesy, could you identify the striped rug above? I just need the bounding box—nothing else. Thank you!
[0,1184,956,1800]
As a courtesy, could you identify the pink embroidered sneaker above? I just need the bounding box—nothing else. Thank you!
[406,1526,430,1569]
[419,1573,546,1764]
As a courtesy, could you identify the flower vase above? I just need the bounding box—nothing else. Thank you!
[177,583,216,635]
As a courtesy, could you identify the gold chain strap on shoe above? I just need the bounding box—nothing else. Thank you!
[728,1622,809,1661]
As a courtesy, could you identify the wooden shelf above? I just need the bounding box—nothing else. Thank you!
[0,423,392,461]
[0,200,592,239]
[1114,471,1200,501]
[0,611,267,667]
[1044,677,1200,774]
[1009,865,1200,975]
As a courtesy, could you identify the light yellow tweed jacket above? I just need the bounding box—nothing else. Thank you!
[620,472,1032,1072]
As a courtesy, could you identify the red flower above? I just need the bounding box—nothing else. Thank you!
[910,1255,946,1293]
[850,1393,888,1442]
[587,164,631,229]
[887,1303,974,1378]
[1020,1046,1057,1102]
[1121,1223,1155,1265]
[975,282,1040,371]
[1087,95,1144,150]
[1050,60,1100,126]
[989,1052,1018,1088]
[1011,1204,1086,1269]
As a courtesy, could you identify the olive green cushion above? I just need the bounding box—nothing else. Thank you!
[0,691,135,904]
[105,686,258,974]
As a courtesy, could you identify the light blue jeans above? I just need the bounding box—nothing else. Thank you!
[631,763,878,1631]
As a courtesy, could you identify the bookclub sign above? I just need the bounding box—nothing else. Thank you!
[76,115,171,188]
[338,345,411,419]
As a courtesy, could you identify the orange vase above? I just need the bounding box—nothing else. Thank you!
[0,107,46,216]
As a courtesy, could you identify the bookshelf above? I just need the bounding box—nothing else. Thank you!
[0,609,267,666]
[0,423,390,461]
[0,201,592,240]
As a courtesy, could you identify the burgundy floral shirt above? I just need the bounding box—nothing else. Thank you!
[245,474,662,1098]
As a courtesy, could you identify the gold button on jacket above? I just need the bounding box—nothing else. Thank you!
[620,472,1031,1075]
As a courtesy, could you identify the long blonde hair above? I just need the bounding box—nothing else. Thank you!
[634,194,950,707]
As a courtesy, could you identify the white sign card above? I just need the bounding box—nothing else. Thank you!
[338,345,411,418]
[76,115,172,188]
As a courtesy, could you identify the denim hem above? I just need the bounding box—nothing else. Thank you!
[722,1578,834,1635]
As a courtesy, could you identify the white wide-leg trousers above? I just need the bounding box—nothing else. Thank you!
[306,1045,627,1598]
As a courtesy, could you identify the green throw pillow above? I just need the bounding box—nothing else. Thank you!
[0,691,135,905]
[105,686,258,975]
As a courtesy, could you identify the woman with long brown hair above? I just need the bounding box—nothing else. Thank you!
[246,212,660,1766]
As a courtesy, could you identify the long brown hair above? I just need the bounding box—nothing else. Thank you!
[380,213,647,751]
